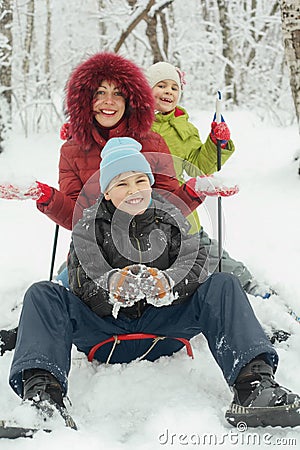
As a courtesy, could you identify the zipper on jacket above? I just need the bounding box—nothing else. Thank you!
[131,219,142,264]
[131,219,143,318]
[77,267,82,288]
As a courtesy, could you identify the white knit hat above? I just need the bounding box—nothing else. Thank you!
[146,62,182,99]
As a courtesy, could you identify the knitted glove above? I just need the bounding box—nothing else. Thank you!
[0,181,53,203]
[138,266,175,306]
[35,181,53,204]
[210,121,231,148]
[185,175,239,198]
[60,122,71,140]
[108,266,144,306]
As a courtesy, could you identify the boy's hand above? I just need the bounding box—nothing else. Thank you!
[140,267,175,307]
[108,267,144,306]
[141,267,171,298]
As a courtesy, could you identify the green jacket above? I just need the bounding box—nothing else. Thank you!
[151,106,235,233]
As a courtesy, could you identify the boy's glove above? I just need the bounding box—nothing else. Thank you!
[210,121,230,148]
[185,175,239,198]
[0,181,53,203]
[108,266,144,306]
[139,267,171,300]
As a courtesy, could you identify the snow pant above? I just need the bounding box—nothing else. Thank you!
[200,228,253,290]
[9,272,277,398]
[55,266,69,288]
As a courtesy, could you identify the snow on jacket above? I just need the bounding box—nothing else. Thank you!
[151,106,235,233]
[37,53,202,230]
[68,192,209,319]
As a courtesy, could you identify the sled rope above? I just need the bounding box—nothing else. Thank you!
[88,333,194,363]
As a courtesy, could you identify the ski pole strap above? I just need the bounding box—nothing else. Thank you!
[87,333,194,363]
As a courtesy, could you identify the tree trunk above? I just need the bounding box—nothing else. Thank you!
[145,0,174,63]
[0,0,13,152]
[44,0,51,78]
[216,0,237,104]
[280,0,300,133]
[114,0,155,53]
[98,0,108,50]
[22,0,35,75]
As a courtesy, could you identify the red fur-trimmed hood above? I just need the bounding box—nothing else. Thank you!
[66,52,155,148]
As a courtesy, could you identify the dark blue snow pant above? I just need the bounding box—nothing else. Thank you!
[9,273,278,398]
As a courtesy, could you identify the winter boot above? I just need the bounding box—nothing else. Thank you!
[0,327,18,356]
[225,359,300,428]
[244,279,275,299]
[23,369,77,430]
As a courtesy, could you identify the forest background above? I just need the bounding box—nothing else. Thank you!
[0,0,299,157]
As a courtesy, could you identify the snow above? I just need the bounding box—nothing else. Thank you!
[0,110,300,448]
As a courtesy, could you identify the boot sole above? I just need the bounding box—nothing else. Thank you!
[225,403,300,428]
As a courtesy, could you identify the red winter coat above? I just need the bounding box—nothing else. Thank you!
[37,52,202,230]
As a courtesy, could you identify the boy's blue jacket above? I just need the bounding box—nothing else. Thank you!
[68,192,209,319]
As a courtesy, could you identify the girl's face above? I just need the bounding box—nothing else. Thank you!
[93,80,126,127]
[104,172,152,216]
[152,79,180,114]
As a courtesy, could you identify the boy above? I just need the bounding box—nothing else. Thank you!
[7,138,300,430]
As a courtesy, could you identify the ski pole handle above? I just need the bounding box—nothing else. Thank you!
[216,90,222,124]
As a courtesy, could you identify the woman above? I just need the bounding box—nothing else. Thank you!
[36,52,205,230]
[0,52,206,356]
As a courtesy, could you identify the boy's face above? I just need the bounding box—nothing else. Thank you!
[93,80,126,127]
[152,79,180,114]
[104,172,152,215]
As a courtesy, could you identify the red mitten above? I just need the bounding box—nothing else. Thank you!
[210,121,231,148]
[192,175,239,197]
[35,181,53,204]
[60,122,71,140]
[0,181,52,202]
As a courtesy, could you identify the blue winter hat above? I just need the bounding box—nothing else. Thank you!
[100,137,155,192]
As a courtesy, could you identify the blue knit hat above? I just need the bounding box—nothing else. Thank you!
[100,137,155,192]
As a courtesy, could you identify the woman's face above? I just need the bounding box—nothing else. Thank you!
[93,80,126,127]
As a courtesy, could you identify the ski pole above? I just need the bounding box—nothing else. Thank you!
[216,91,222,272]
[49,224,59,281]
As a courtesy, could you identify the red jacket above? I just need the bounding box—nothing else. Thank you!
[37,52,202,230]
[38,121,202,230]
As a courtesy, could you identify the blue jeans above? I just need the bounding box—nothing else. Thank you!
[9,273,277,397]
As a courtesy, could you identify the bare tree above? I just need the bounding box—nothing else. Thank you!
[45,0,51,78]
[216,0,236,104]
[144,0,174,63]
[0,0,13,152]
[280,0,300,134]
[98,0,109,50]
[22,0,35,76]
[114,0,155,53]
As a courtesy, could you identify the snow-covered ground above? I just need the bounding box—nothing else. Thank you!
[0,110,299,449]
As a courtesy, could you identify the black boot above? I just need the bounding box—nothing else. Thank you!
[0,327,18,356]
[23,369,77,430]
[225,358,300,428]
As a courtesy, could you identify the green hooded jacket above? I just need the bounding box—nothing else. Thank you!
[151,106,235,233]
